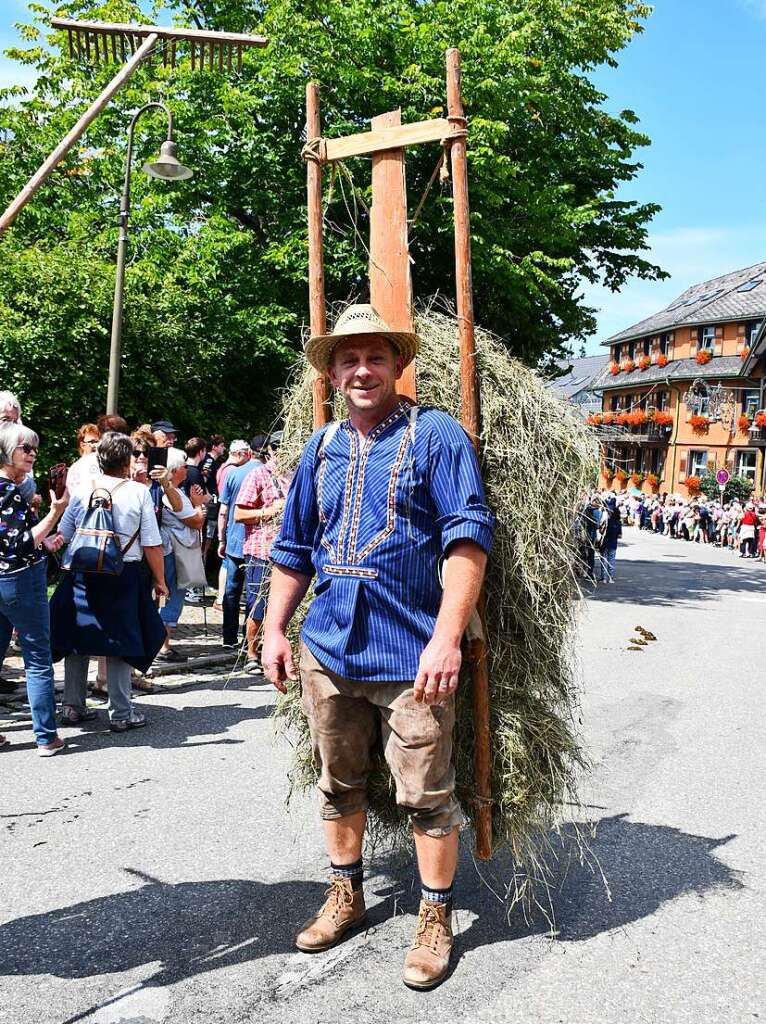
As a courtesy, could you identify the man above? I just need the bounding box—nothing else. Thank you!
[262,304,494,990]
[217,439,258,648]
[233,435,287,672]
[151,420,177,448]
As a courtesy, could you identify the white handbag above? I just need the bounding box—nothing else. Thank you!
[169,530,207,589]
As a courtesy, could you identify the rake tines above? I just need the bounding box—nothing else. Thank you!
[54,18,266,73]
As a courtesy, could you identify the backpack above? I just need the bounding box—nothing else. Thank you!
[62,481,140,575]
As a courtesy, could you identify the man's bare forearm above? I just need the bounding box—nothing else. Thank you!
[263,564,312,633]
[433,541,487,644]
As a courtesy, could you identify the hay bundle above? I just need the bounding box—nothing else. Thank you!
[273,308,598,907]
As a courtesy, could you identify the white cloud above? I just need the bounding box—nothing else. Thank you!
[739,0,766,18]
[581,223,766,353]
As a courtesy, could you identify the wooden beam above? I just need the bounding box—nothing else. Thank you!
[369,109,416,401]
[324,118,449,163]
[446,47,493,862]
[306,83,332,428]
[50,17,268,49]
[0,33,158,237]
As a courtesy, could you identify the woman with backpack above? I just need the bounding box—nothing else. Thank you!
[0,421,69,755]
[50,432,169,733]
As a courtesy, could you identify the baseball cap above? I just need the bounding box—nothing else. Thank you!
[151,419,177,434]
[229,439,250,453]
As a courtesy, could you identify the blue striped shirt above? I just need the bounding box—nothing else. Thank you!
[270,403,494,681]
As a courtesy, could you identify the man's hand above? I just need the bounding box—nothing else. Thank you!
[218,541,226,559]
[413,636,462,704]
[262,630,298,695]
[153,578,169,600]
[42,533,64,553]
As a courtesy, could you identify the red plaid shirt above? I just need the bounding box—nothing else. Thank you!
[236,461,287,559]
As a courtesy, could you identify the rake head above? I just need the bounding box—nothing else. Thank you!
[51,17,267,72]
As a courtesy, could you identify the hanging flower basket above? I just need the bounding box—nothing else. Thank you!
[608,361,620,375]
[689,414,710,435]
[614,468,628,483]
[652,410,674,428]
[685,475,702,496]
[696,349,712,365]
[638,355,652,371]
[738,414,753,433]
[603,464,615,480]
[622,359,635,373]
[586,413,603,426]
[646,472,660,489]
[630,472,644,486]
[656,353,669,368]
[740,346,750,361]
[625,410,648,428]
[755,411,766,429]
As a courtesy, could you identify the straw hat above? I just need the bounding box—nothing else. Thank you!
[305,303,418,372]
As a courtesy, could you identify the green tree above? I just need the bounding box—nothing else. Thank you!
[0,0,664,466]
[700,471,753,504]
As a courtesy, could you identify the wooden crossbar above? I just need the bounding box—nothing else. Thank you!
[322,118,450,162]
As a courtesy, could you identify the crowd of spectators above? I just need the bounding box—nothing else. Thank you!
[0,391,287,756]
[578,486,766,586]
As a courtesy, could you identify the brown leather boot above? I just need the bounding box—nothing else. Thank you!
[294,876,367,953]
[402,900,453,989]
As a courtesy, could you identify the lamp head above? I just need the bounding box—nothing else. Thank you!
[143,139,193,181]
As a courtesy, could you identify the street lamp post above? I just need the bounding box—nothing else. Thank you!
[106,101,192,414]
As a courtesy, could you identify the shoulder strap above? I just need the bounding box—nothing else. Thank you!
[319,419,341,456]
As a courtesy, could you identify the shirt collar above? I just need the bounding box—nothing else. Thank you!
[342,401,410,443]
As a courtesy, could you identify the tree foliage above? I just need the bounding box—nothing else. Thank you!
[700,471,753,503]
[0,0,664,464]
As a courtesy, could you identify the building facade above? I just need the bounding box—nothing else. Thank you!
[590,261,766,496]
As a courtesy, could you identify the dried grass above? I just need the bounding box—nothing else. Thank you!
[272,306,599,911]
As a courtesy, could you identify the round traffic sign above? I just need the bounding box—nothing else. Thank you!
[716,469,730,486]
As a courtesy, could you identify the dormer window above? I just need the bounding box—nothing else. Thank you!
[699,326,715,351]
[659,333,671,356]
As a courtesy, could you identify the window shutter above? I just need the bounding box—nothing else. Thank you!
[715,326,723,337]
[690,327,698,355]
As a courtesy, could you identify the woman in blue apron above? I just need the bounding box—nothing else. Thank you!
[50,433,169,733]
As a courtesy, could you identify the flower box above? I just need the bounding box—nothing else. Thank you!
[651,410,674,428]
[586,413,603,426]
[608,361,620,375]
[755,411,766,429]
[622,359,636,373]
[625,410,648,428]
[630,472,644,486]
[602,412,616,425]
[738,414,753,433]
[614,469,628,482]
[646,472,660,489]
[689,414,710,435]
[638,355,652,371]
[696,349,712,365]
[656,353,669,368]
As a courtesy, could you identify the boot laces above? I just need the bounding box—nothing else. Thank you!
[320,878,354,920]
[414,904,444,951]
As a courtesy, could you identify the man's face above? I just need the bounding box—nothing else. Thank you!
[231,448,249,465]
[328,336,403,416]
[213,442,225,458]
[0,407,19,423]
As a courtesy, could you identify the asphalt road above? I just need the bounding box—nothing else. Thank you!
[1,528,764,1024]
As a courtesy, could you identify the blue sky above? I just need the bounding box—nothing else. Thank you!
[3,1,766,353]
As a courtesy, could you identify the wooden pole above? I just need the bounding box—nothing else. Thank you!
[0,33,158,237]
[369,109,416,402]
[306,82,331,429]
[446,46,493,860]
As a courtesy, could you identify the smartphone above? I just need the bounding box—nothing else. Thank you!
[49,463,67,500]
[147,446,168,472]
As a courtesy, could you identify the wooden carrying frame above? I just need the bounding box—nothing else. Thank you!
[304,49,493,859]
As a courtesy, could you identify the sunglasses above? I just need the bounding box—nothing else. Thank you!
[133,449,149,458]
[16,443,38,455]
[83,438,99,446]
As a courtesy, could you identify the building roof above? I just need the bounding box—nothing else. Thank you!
[592,355,750,393]
[548,354,608,399]
[603,260,766,346]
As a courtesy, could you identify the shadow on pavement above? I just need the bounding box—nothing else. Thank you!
[4,701,274,753]
[586,548,766,606]
[0,815,742,1005]
[450,813,742,963]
